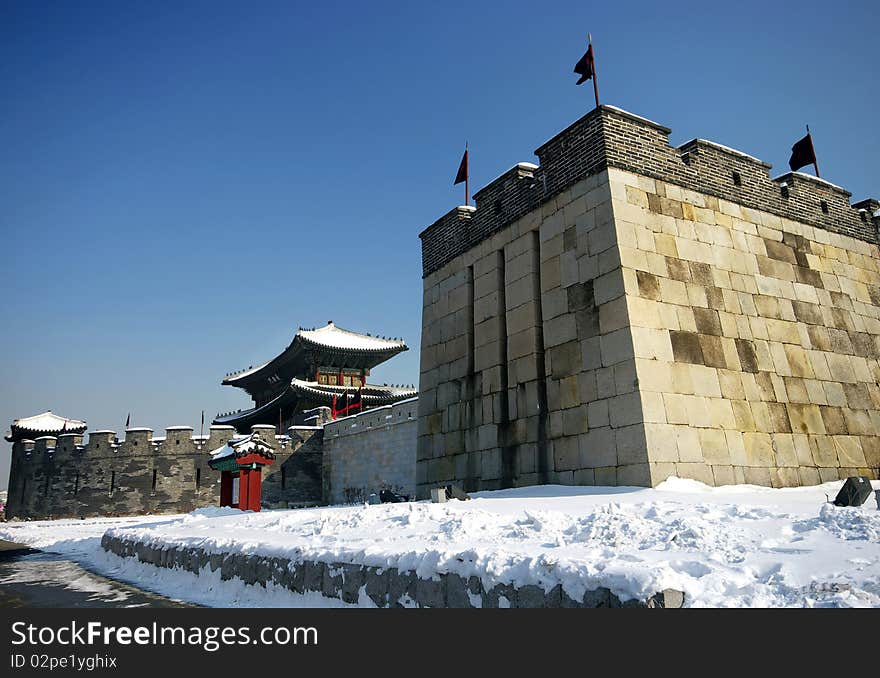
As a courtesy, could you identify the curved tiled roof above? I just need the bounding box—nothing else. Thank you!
[6,411,87,442]
[298,322,406,352]
[223,321,408,386]
[213,378,417,429]
[289,378,417,404]
[209,431,276,463]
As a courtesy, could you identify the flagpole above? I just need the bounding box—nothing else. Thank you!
[465,142,469,207]
[807,125,820,178]
[590,34,600,109]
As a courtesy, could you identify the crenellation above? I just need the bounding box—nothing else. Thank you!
[422,106,877,279]
[251,424,277,444]
[33,436,57,455]
[208,424,237,450]
[122,427,153,452]
[165,426,194,447]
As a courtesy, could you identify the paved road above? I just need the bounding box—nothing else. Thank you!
[0,540,192,608]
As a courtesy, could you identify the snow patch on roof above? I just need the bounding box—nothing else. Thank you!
[11,411,86,432]
[210,445,234,460]
[224,361,270,382]
[210,431,276,461]
[298,321,406,351]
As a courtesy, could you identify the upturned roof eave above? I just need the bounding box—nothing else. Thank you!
[222,335,408,390]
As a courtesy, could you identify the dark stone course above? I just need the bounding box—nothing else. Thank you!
[102,535,685,609]
[670,331,705,365]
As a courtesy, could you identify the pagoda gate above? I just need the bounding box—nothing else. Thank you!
[215,320,417,433]
[208,430,276,512]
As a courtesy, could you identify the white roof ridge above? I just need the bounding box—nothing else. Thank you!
[298,321,407,351]
[12,411,87,431]
[224,360,271,382]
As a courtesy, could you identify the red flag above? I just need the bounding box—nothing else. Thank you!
[789,132,818,173]
[573,44,594,85]
[454,147,468,185]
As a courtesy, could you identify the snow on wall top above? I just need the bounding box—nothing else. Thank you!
[684,138,765,164]
[90,478,880,608]
[601,104,669,132]
[790,171,848,193]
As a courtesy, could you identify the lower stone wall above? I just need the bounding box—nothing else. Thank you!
[6,440,224,520]
[323,398,418,504]
[5,425,324,520]
[262,428,324,508]
[100,533,684,608]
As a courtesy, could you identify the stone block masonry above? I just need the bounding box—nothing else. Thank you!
[418,104,879,495]
[610,165,880,487]
[101,533,684,608]
[322,398,418,504]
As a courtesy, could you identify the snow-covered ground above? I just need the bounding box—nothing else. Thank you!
[2,478,879,608]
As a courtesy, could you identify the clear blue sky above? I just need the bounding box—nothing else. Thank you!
[1,0,877,488]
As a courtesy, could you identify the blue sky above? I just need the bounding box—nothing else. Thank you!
[1,0,878,487]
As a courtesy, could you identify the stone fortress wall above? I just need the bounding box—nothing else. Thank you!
[4,423,324,520]
[417,104,880,497]
[322,397,418,504]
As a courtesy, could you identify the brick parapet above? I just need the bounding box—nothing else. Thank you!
[421,105,877,277]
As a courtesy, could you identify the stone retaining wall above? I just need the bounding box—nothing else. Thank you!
[101,533,683,608]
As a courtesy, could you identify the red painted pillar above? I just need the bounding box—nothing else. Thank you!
[220,472,233,507]
[238,468,250,511]
[248,467,262,512]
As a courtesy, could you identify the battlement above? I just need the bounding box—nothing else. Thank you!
[421,104,878,276]
[10,421,251,461]
[33,436,57,458]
